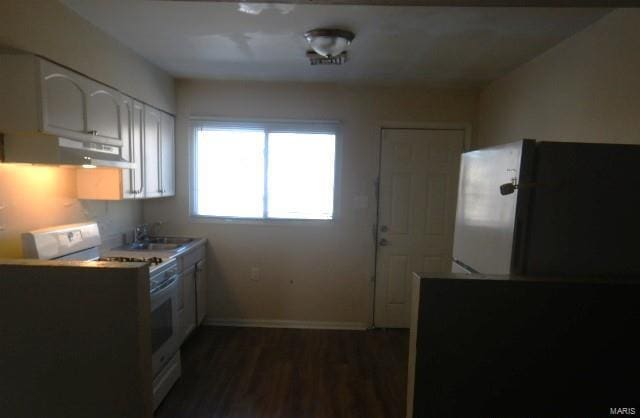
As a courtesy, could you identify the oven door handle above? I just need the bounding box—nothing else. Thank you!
[151,275,177,296]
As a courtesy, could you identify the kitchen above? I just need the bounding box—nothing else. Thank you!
[1,1,639,417]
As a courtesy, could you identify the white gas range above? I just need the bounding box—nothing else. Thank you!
[22,222,181,411]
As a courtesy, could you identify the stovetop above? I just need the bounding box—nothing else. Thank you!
[98,253,176,275]
[98,256,164,265]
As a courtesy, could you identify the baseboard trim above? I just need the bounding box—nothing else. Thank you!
[204,318,368,331]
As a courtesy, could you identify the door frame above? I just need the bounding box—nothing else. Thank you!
[369,121,472,328]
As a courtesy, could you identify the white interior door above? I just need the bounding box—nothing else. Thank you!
[374,128,464,328]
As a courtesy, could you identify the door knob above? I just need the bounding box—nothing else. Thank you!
[379,238,389,246]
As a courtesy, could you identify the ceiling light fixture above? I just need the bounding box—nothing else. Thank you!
[304,28,355,59]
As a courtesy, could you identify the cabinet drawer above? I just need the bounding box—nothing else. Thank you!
[177,243,205,271]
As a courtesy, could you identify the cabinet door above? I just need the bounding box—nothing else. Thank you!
[86,80,124,146]
[143,106,162,198]
[181,266,197,340]
[176,271,185,345]
[132,101,145,197]
[160,113,175,197]
[121,98,145,199]
[40,60,87,139]
[195,260,207,325]
[121,97,135,199]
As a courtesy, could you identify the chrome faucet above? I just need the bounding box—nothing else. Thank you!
[134,221,164,243]
[134,224,150,243]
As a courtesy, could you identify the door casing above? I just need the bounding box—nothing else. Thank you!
[369,122,471,328]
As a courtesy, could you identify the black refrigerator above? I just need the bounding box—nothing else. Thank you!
[452,139,640,277]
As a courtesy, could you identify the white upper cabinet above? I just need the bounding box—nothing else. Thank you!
[143,105,162,198]
[40,59,125,146]
[85,81,125,145]
[160,112,175,197]
[0,55,125,147]
[142,105,175,199]
[121,97,144,199]
[41,64,87,138]
[130,101,146,198]
[0,54,175,201]
[77,104,175,201]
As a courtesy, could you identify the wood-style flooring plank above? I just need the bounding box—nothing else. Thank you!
[155,326,409,418]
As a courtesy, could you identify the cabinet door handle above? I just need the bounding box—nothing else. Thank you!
[87,129,98,135]
[157,122,162,194]
[128,105,135,195]
[139,108,145,197]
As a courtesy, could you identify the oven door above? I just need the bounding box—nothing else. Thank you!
[150,274,180,377]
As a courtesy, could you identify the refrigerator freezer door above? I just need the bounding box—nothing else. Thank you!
[524,142,640,276]
[452,140,533,274]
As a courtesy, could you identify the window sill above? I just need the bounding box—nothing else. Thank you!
[188,214,336,227]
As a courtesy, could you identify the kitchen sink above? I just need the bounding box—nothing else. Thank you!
[148,237,195,245]
[116,237,196,252]
[120,242,180,251]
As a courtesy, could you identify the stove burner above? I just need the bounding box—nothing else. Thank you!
[99,256,164,265]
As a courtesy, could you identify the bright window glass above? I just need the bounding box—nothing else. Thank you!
[267,133,335,219]
[193,123,336,220]
[195,129,265,218]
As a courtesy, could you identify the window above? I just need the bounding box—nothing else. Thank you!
[193,121,337,220]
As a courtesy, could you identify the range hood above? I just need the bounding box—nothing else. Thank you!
[0,133,133,169]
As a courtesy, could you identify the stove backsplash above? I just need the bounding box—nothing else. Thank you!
[0,164,142,258]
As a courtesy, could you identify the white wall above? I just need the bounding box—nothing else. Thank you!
[0,0,174,257]
[476,9,640,148]
[144,79,477,326]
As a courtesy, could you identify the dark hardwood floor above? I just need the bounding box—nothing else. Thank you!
[155,326,409,418]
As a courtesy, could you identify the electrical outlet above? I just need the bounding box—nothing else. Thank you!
[250,267,260,281]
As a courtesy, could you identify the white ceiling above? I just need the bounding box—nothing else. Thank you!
[61,1,609,87]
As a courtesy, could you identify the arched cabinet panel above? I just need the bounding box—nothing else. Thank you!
[86,85,124,145]
[40,59,125,146]
[41,71,87,137]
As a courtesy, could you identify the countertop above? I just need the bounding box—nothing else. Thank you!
[105,236,207,260]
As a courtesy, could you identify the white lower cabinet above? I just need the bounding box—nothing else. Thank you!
[176,242,207,344]
[180,266,197,341]
[195,260,207,326]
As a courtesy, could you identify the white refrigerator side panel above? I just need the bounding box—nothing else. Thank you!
[451,142,525,274]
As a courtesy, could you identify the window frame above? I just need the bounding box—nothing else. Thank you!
[189,117,342,224]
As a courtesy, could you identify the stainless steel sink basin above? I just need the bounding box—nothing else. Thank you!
[116,237,195,251]
[148,237,195,245]
[119,242,180,251]
[146,243,182,251]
